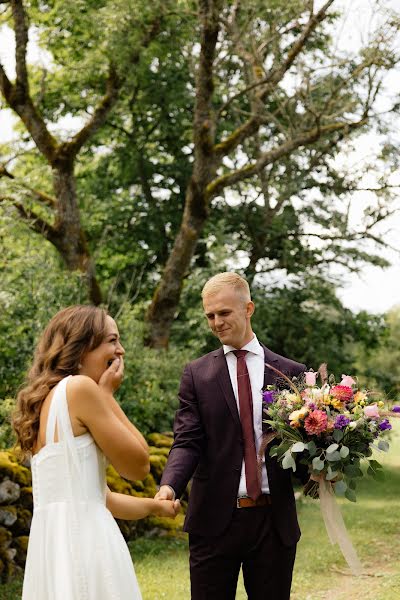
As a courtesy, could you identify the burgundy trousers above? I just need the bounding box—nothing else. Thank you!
[189,505,296,600]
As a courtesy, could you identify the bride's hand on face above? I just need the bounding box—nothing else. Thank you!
[99,357,124,393]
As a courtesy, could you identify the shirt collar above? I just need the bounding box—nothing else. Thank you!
[223,334,264,357]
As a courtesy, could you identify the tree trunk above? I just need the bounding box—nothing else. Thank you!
[146,178,210,348]
[51,164,102,305]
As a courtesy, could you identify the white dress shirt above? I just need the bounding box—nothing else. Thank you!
[223,334,270,497]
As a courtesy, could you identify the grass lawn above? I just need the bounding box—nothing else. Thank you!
[2,422,399,599]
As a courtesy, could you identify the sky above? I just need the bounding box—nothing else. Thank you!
[0,1,399,315]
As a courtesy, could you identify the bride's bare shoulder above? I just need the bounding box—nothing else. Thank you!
[67,375,101,403]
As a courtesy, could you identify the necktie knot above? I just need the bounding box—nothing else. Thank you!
[233,350,247,359]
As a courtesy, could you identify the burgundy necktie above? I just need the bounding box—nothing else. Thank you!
[234,350,262,501]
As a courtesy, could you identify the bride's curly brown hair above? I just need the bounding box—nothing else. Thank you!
[13,305,108,455]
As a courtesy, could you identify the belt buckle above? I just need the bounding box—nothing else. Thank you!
[237,496,247,508]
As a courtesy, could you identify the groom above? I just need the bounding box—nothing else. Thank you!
[156,272,306,599]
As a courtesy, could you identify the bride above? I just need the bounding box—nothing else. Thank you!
[12,305,180,600]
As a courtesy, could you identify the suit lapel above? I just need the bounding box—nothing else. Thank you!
[213,348,241,430]
[262,344,281,388]
[213,344,280,430]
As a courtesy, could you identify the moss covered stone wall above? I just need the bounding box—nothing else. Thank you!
[0,433,185,583]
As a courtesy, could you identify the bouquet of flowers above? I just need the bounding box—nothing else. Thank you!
[263,366,394,499]
[262,364,399,575]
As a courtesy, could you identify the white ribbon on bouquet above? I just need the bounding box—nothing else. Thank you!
[318,478,363,576]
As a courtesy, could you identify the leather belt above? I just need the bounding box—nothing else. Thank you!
[236,494,272,508]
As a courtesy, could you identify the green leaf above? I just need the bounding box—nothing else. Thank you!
[334,480,347,495]
[368,459,383,470]
[282,452,296,471]
[291,442,306,453]
[326,450,341,461]
[326,443,339,453]
[312,457,324,471]
[307,440,317,456]
[344,465,363,478]
[367,463,385,481]
[345,488,357,502]
[378,440,389,452]
[333,429,344,442]
[339,446,349,458]
[269,446,278,457]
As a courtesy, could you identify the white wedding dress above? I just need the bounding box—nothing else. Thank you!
[22,376,142,600]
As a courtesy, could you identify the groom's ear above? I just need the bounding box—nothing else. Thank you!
[246,301,255,318]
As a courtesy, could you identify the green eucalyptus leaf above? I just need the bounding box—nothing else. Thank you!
[312,457,324,471]
[326,451,341,461]
[345,488,357,502]
[291,442,306,453]
[378,440,389,452]
[333,429,344,442]
[282,452,296,472]
[307,440,317,456]
[344,465,363,478]
[326,443,339,453]
[334,480,347,495]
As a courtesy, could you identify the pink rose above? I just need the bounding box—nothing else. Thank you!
[305,371,317,386]
[364,404,380,419]
[340,374,356,387]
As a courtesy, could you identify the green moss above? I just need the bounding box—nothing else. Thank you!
[12,536,28,553]
[0,527,12,546]
[19,488,33,511]
[146,512,185,538]
[146,433,173,448]
[149,454,167,480]
[106,466,134,495]
[11,508,31,536]
[149,446,170,458]
[12,536,29,567]
[0,453,31,487]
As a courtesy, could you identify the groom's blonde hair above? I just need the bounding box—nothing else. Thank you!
[201,272,251,302]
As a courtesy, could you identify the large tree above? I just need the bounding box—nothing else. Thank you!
[0,0,164,303]
[1,1,398,344]
[145,0,399,347]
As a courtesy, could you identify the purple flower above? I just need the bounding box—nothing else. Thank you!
[334,415,351,429]
[392,405,400,413]
[379,419,392,431]
[262,390,276,404]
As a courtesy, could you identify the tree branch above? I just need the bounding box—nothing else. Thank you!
[215,0,335,156]
[11,0,29,95]
[62,17,162,160]
[64,67,121,159]
[208,118,367,199]
[0,194,57,239]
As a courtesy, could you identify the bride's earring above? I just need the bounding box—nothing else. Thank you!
[78,363,82,370]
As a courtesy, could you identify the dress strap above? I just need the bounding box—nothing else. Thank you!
[45,378,66,444]
[46,376,82,475]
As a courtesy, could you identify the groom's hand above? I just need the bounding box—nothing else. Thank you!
[155,485,175,501]
[152,499,181,519]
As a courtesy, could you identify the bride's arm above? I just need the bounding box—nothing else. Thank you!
[68,375,150,481]
[106,488,180,520]
[98,358,148,452]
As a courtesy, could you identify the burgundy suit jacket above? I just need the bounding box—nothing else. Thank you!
[160,344,306,545]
